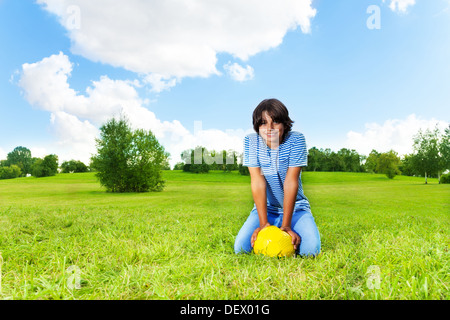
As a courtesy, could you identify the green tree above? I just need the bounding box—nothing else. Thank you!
[376,150,401,179]
[307,147,323,172]
[204,149,222,170]
[438,125,450,182]
[31,154,59,177]
[173,162,185,170]
[399,154,419,176]
[61,160,89,173]
[160,154,171,170]
[365,150,380,173]
[6,146,32,176]
[412,127,441,184]
[223,150,239,172]
[319,148,333,171]
[238,163,250,175]
[337,148,361,172]
[181,146,210,173]
[90,117,168,192]
[0,165,22,179]
[328,150,344,172]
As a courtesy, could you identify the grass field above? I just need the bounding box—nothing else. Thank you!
[0,170,448,300]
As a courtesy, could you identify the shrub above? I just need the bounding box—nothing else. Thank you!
[90,116,168,192]
[31,155,59,177]
[239,164,249,176]
[0,165,22,179]
[61,160,89,173]
[440,173,450,184]
[181,147,209,173]
[376,150,401,179]
[173,162,185,170]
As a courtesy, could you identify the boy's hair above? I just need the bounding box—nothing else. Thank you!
[252,98,294,141]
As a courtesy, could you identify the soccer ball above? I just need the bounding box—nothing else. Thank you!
[253,226,295,258]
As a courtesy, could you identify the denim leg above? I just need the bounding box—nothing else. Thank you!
[290,210,321,257]
[234,208,260,254]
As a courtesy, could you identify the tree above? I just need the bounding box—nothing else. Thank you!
[6,146,32,176]
[31,154,59,177]
[61,160,89,173]
[399,154,419,177]
[238,164,250,175]
[376,150,401,179]
[160,154,171,170]
[328,150,344,172]
[305,147,365,172]
[0,165,22,179]
[307,147,323,172]
[337,148,361,172]
[181,146,210,173]
[173,162,185,170]
[90,116,168,192]
[365,150,380,173]
[439,125,450,181]
[223,149,239,172]
[412,127,441,184]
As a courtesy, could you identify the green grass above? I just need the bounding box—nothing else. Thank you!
[0,171,448,300]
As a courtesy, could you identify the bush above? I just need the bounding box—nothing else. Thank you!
[440,173,450,184]
[181,146,210,173]
[0,165,22,179]
[61,160,89,173]
[183,162,209,173]
[31,155,59,177]
[90,116,168,192]
[376,150,401,179]
[238,164,249,176]
[173,162,185,170]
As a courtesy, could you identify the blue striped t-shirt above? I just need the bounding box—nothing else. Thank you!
[243,131,310,212]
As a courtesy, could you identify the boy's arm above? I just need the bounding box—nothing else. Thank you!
[280,166,302,250]
[248,167,270,247]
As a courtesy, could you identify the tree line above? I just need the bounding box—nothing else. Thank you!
[174,146,243,174]
[363,126,450,183]
[306,125,449,183]
[1,120,448,188]
[0,146,89,180]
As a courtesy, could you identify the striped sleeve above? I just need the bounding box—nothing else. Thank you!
[243,134,259,167]
[288,132,308,167]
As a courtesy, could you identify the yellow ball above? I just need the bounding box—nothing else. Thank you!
[253,226,295,258]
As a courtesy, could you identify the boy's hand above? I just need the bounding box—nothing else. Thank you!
[250,223,271,247]
[280,226,301,250]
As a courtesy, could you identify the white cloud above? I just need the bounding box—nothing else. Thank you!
[18,52,249,167]
[49,111,99,164]
[36,0,316,88]
[0,147,7,161]
[383,0,416,13]
[143,74,178,93]
[19,52,83,114]
[29,147,48,160]
[345,114,449,156]
[224,62,255,82]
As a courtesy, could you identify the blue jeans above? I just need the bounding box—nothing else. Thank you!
[234,206,321,257]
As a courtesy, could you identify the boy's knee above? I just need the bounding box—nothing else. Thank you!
[298,237,321,257]
[234,239,252,254]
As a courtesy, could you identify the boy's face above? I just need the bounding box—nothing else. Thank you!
[259,111,284,148]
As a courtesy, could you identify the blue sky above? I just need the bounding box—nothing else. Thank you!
[1,0,449,166]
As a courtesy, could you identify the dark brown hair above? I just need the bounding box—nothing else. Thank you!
[252,98,294,141]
